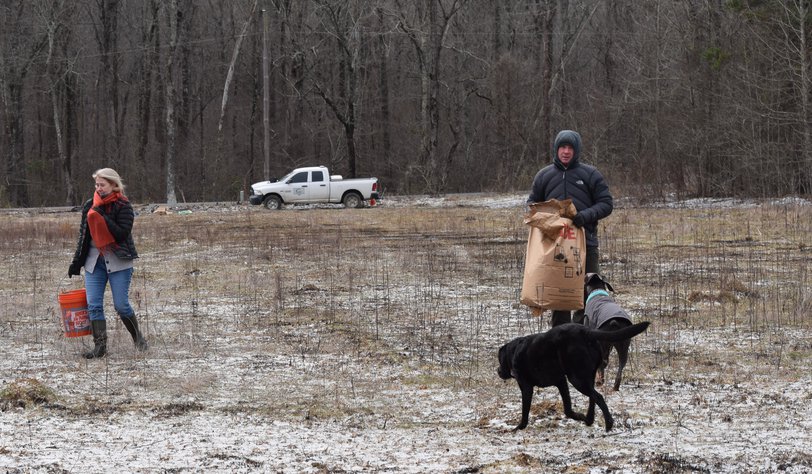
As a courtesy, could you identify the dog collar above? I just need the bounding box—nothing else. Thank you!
[586,289,610,305]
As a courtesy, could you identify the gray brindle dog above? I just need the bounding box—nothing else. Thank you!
[583,273,637,391]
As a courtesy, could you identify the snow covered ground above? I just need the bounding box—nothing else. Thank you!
[1,193,810,473]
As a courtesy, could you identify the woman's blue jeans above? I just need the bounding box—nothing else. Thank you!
[85,257,135,322]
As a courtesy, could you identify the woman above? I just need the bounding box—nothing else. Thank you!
[69,168,147,358]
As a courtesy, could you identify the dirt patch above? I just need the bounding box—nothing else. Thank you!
[1,194,811,472]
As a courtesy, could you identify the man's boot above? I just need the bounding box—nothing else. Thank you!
[121,315,148,351]
[83,320,107,359]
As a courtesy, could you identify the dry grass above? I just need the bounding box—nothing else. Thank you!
[0,378,58,409]
[2,199,811,391]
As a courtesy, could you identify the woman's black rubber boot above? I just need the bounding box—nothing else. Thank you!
[121,315,148,351]
[83,320,107,359]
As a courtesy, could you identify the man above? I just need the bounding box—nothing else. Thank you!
[528,129,613,326]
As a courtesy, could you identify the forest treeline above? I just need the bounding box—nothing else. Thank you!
[1,0,810,207]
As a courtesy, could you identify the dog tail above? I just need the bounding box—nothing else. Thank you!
[591,321,650,342]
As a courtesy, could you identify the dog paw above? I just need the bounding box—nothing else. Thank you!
[569,412,587,422]
[510,419,529,432]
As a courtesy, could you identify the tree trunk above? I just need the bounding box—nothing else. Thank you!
[136,0,159,183]
[398,0,467,193]
[539,1,555,162]
[311,0,360,178]
[377,9,393,178]
[163,0,179,204]
[64,65,78,205]
[795,0,811,193]
[43,1,76,205]
[1,82,29,207]
[95,0,121,166]
[424,0,441,187]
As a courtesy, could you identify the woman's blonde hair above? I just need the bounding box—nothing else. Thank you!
[92,168,125,194]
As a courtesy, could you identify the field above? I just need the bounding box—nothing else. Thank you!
[1,193,811,473]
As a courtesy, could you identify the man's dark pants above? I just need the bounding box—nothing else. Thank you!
[550,246,599,327]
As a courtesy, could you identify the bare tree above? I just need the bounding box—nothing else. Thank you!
[389,0,469,192]
[528,0,556,165]
[0,1,46,207]
[134,0,160,192]
[3,0,811,206]
[712,0,811,196]
[89,0,123,167]
[161,0,180,204]
[39,0,78,205]
[772,0,811,194]
[218,1,258,133]
[375,8,394,180]
[310,0,371,178]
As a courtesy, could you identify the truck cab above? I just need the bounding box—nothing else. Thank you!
[280,167,331,203]
[249,166,380,210]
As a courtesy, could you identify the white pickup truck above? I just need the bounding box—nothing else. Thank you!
[249,166,381,210]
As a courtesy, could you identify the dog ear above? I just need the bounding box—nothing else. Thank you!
[509,347,519,378]
[600,275,615,293]
[509,348,523,379]
[586,273,615,292]
[585,273,602,287]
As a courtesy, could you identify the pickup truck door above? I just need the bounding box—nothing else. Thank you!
[285,171,310,203]
[309,170,330,202]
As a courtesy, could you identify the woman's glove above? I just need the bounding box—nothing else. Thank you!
[572,213,586,228]
[68,262,82,278]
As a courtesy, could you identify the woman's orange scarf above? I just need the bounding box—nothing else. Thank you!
[87,191,124,255]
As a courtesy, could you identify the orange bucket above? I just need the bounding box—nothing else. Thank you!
[58,289,91,337]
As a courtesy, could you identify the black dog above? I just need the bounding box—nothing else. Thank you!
[583,273,635,391]
[497,321,650,431]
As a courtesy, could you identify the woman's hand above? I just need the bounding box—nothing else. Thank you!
[68,262,82,277]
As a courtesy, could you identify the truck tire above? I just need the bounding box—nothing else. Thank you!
[263,195,282,210]
[342,192,363,209]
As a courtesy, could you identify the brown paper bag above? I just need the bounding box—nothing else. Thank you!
[520,199,586,312]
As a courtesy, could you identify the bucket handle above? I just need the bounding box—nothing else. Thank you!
[59,273,85,295]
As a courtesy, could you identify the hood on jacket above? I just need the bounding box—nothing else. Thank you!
[553,130,582,166]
